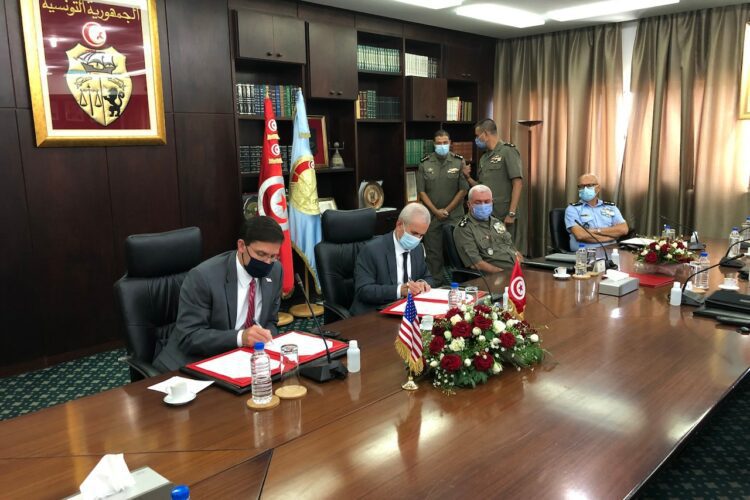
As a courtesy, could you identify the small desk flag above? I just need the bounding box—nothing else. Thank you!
[395,292,424,375]
[508,258,526,318]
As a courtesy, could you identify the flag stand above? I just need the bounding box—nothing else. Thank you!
[401,374,418,391]
[289,269,324,318]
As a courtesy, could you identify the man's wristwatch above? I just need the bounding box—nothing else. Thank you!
[508,211,516,218]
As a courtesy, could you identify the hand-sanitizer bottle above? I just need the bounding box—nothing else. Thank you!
[347,340,360,373]
[669,281,682,306]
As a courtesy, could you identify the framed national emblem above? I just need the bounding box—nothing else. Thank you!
[20,0,166,146]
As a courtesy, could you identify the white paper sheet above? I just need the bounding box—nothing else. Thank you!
[390,299,450,316]
[414,288,452,301]
[194,350,280,380]
[621,237,655,246]
[148,376,214,394]
[265,331,333,357]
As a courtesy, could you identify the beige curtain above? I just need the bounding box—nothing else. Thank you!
[494,25,622,257]
[618,5,750,239]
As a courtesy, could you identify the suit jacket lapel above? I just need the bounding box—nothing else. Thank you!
[225,252,238,328]
[385,232,397,285]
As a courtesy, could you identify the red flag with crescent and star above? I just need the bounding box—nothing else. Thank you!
[508,257,526,318]
[258,95,294,296]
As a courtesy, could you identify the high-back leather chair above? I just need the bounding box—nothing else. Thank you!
[113,227,202,381]
[314,208,377,323]
[549,208,571,253]
[442,224,481,283]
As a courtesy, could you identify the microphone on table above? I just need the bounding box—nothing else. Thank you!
[658,215,705,251]
[474,266,502,304]
[680,237,750,306]
[294,273,347,383]
[575,220,618,270]
[719,236,750,269]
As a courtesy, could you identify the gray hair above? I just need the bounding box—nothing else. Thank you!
[468,184,492,202]
[399,202,431,225]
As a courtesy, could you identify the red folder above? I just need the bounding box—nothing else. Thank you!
[628,272,674,288]
[380,291,487,318]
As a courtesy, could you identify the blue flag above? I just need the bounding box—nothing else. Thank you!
[288,89,322,292]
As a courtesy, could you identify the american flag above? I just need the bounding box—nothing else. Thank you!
[395,292,424,374]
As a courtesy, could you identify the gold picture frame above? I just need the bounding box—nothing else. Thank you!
[318,197,338,213]
[20,0,166,146]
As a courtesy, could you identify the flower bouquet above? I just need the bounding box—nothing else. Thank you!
[634,238,695,276]
[422,301,545,393]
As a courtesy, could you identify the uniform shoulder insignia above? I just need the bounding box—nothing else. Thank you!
[505,142,516,148]
[420,154,431,163]
[451,152,464,160]
[458,215,469,227]
[603,201,615,206]
[569,201,583,206]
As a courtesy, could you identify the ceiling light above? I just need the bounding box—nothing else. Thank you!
[456,4,545,28]
[547,0,679,22]
[393,0,464,9]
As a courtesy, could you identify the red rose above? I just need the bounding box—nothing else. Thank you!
[445,307,463,319]
[473,315,492,330]
[440,354,462,372]
[660,244,669,253]
[451,321,471,338]
[501,311,513,321]
[432,323,446,337]
[645,251,658,264]
[500,332,516,348]
[474,354,493,372]
[429,336,446,354]
[474,303,491,314]
[649,242,658,250]
[677,241,685,250]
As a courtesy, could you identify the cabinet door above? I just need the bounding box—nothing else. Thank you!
[444,44,480,81]
[407,77,446,121]
[308,22,357,99]
[272,16,306,64]
[236,11,275,60]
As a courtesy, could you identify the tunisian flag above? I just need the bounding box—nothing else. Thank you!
[258,96,294,296]
[508,258,526,318]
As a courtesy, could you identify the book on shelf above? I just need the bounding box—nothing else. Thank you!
[405,53,438,78]
[239,145,292,174]
[449,141,473,163]
[357,44,400,73]
[356,90,400,119]
[405,139,435,165]
[235,83,300,118]
[446,96,473,122]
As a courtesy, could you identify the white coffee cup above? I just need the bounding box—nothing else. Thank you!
[723,277,738,288]
[167,380,189,400]
[554,267,568,276]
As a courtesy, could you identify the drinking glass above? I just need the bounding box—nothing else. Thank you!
[279,344,300,386]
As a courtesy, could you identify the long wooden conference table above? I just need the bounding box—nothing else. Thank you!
[1,241,749,499]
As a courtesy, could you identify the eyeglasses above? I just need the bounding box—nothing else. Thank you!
[247,245,279,262]
[577,183,598,189]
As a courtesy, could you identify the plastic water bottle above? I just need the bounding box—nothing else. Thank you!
[346,340,360,373]
[575,244,588,276]
[448,282,461,309]
[611,248,620,270]
[502,287,509,309]
[661,224,676,240]
[728,227,741,258]
[694,252,710,290]
[741,216,750,236]
[251,342,273,405]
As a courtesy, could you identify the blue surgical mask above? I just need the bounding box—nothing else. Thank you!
[435,144,450,156]
[475,137,487,149]
[579,187,596,202]
[399,231,421,251]
[472,203,493,221]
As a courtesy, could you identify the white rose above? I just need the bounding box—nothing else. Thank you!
[430,360,438,368]
[659,240,666,246]
[641,249,649,256]
[450,314,462,325]
[493,320,505,333]
[464,358,472,367]
[449,338,465,352]
[439,353,445,360]
[671,242,678,248]
[530,333,539,343]
[507,319,518,327]
[459,304,467,312]
[478,335,486,342]
[492,363,502,374]
[444,331,452,340]
[665,254,673,260]
[472,327,482,336]
[491,312,498,320]
[491,337,500,347]
[675,248,684,254]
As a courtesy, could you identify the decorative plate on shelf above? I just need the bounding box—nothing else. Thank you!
[242,193,258,220]
[362,182,384,209]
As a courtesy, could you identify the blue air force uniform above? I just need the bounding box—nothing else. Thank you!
[564,200,625,249]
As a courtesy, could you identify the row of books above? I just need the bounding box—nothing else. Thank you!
[239,145,291,174]
[235,84,300,118]
[405,139,435,165]
[356,90,400,120]
[405,53,438,78]
[446,97,473,122]
[450,141,474,163]
[357,45,400,73]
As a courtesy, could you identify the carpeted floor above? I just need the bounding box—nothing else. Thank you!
[1,316,747,497]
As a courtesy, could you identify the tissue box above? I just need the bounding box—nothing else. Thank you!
[65,467,172,500]
[599,276,640,297]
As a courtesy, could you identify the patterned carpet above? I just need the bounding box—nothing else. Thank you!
[0,317,747,497]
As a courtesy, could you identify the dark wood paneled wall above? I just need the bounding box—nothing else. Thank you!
[0,0,241,373]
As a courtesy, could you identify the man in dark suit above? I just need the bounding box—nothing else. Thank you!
[154,217,283,371]
[350,203,434,315]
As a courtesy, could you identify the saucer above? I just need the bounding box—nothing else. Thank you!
[718,284,740,291]
[163,392,196,406]
[553,273,571,280]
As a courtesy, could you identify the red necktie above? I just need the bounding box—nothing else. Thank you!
[243,279,256,329]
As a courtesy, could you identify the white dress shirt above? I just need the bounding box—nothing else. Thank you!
[235,253,263,347]
[393,232,412,299]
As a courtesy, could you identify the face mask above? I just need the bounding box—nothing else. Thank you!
[472,203,493,221]
[475,136,487,149]
[399,231,421,251]
[435,144,450,156]
[243,250,274,278]
[579,186,596,202]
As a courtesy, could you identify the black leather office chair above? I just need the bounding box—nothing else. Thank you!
[442,224,481,283]
[314,208,377,323]
[113,227,202,381]
[549,208,571,253]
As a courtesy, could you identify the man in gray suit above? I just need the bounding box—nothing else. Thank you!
[154,217,283,371]
[350,203,434,315]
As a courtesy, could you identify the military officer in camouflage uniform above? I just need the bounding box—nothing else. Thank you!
[417,129,469,286]
[454,185,520,272]
[462,118,523,226]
